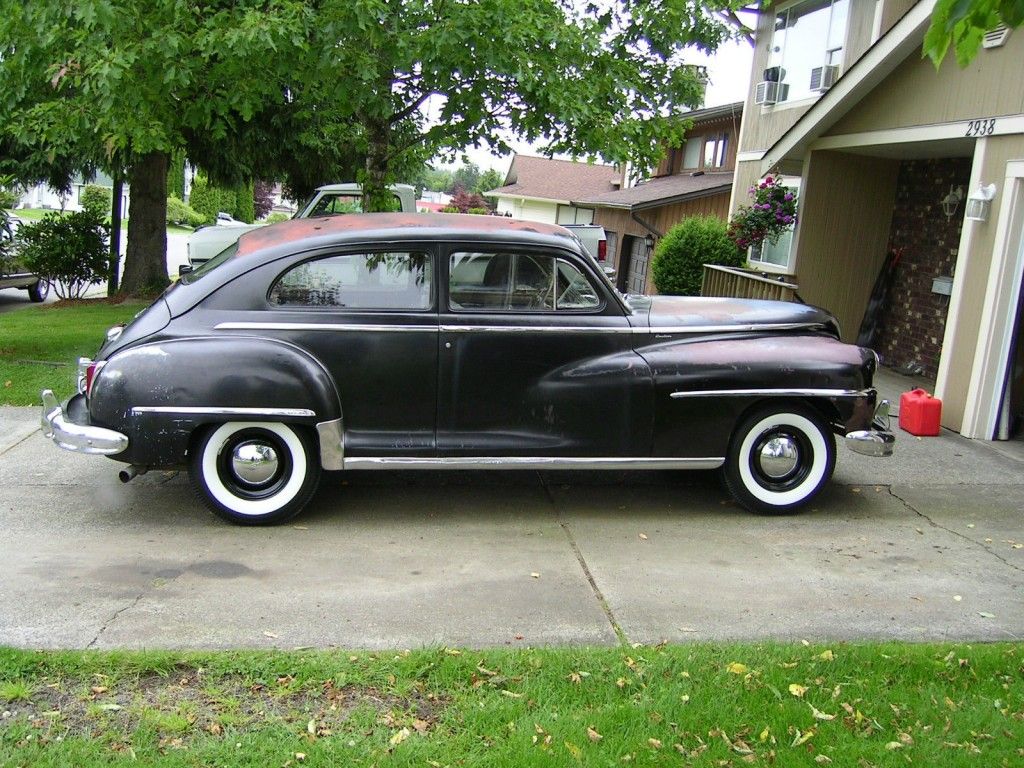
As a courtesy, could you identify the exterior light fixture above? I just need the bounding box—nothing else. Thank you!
[965,183,997,221]
[644,233,655,254]
[940,185,964,220]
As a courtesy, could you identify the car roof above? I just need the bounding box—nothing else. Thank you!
[235,212,577,257]
[315,183,415,193]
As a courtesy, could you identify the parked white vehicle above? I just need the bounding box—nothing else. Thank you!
[185,183,416,269]
[562,223,607,264]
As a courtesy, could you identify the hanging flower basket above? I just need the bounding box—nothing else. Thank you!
[727,176,798,251]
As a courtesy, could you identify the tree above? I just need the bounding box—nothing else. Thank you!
[300,0,737,209]
[0,1,364,294]
[924,0,1024,66]
[451,161,481,195]
[477,168,505,196]
[254,181,276,220]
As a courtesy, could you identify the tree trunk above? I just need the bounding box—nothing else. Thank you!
[120,150,169,295]
[363,117,393,212]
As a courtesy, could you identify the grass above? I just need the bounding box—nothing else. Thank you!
[9,208,193,234]
[0,643,1020,766]
[0,300,145,405]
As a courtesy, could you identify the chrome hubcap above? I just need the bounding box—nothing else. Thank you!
[230,441,279,487]
[758,436,799,479]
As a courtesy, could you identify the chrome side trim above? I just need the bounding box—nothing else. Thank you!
[440,324,632,334]
[215,322,436,333]
[670,388,872,399]
[214,321,826,335]
[130,406,316,418]
[342,456,724,471]
[316,417,344,471]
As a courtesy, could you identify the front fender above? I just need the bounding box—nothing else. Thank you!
[89,336,341,468]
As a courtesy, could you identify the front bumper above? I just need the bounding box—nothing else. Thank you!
[845,399,895,457]
[41,389,129,455]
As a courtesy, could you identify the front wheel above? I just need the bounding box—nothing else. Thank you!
[189,421,321,525]
[723,403,836,515]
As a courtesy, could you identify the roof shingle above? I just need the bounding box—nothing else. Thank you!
[575,171,733,210]
[486,154,620,202]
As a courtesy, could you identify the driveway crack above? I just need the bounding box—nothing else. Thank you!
[87,592,145,649]
[887,487,1024,574]
[537,473,629,646]
[0,427,39,457]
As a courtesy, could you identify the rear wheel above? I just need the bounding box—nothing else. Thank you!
[189,421,321,525]
[723,403,836,515]
[27,279,49,302]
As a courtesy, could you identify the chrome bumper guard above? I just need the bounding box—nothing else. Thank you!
[40,389,129,455]
[845,399,895,457]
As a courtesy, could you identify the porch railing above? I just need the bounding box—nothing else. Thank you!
[701,264,799,302]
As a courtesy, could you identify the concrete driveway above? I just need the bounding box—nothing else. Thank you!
[2,405,1022,650]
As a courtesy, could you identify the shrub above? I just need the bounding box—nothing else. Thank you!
[167,149,186,200]
[264,211,290,224]
[79,185,112,218]
[233,183,255,224]
[166,196,206,228]
[650,216,744,296]
[17,210,109,299]
[254,181,275,220]
[467,207,490,215]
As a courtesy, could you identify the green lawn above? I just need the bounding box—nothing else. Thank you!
[10,208,193,234]
[0,643,1020,767]
[0,300,145,405]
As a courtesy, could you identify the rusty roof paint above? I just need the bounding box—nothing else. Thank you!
[235,212,575,256]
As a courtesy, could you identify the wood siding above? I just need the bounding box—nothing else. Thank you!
[827,33,1024,136]
[654,115,741,176]
[792,151,900,343]
[593,192,731,294]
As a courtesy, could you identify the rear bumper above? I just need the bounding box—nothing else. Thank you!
[845,399,895,457]
[41,389,129,455]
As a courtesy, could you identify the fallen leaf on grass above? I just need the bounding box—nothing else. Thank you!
[885,741,903,750]
[587,727,603,742]
[817,649,834,661]
[814,755,832,764]
[389,727,411,746]
[791,729,815,747]
[91,686,108,694]
[727,662,749,675]
[789,683,808,698]
[810,704,835,721]
[564,740,582,759]
[648,738,662,749]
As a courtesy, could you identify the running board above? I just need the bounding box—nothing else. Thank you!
[341,456,725,471]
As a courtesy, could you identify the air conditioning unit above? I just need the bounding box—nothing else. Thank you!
[982,24,1010,49]
[810,65,839,92]
[754,81,789,105]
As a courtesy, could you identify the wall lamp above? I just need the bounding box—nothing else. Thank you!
[644,233,655,255]
[965,183,997,222]
[940,185,964,220]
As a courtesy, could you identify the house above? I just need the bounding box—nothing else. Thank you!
[728,0,1024,441]
[576,102,743,294]
[485,154,620,225]
[18,171,130,213]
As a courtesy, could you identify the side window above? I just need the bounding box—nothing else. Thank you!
[307,193,403,216]
[449,252,600,312]
[269,252,432,310]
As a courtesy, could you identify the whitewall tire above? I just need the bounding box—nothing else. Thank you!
[723,404,836,515]
[189,421,321,525]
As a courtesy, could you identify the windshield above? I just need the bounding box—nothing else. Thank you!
[180,242,239,284]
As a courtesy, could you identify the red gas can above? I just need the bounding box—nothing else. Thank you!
[899,389,942,436]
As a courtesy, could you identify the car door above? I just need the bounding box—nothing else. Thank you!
[263,246,439,456]
[438,244,651,458]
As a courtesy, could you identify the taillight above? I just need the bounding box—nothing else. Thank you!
[78,358,106,397]
[597,239,607,262]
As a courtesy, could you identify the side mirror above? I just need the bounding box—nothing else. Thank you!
[178,264,194,277]
[603,266,616,280]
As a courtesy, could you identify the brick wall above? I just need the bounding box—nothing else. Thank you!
[875,158,972,379]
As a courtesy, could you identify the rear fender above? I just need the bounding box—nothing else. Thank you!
[89,337,341,468]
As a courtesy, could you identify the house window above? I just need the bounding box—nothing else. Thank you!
[748,178,800,272]
[556,205,595,225]
[703,134,729,169]
[683,137,702,169]
[768,0,849,104]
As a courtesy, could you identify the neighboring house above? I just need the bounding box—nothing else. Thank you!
[485,154,620,225]
[729,0,1024,441]
[576,102,743,295]
[18,171,130,213]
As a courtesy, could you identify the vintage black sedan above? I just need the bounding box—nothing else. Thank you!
[41,213,893,524]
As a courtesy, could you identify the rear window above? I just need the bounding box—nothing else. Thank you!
[269,252,432,310]
[179,242,239,284]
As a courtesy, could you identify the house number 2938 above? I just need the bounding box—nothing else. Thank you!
[966,119,996,137]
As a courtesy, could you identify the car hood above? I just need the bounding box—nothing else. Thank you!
[627,295,840,337]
